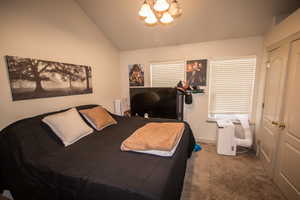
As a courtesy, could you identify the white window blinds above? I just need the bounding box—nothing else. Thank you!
[209,58,256,115]
[150,61,184,87]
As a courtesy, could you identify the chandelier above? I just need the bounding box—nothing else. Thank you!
[139,0,182,25]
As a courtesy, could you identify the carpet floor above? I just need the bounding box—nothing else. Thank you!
[181,143,286,200]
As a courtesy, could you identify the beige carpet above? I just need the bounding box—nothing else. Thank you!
[181,143,286,200]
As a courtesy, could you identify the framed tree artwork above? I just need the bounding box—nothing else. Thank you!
[5,56,93,101]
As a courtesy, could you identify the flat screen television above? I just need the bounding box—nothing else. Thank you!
[130,87,181,120]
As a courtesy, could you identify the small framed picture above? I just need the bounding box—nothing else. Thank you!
[128,64,144,87]
[186,59,207,87]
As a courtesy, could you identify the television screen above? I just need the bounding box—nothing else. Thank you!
[130,87,177,119]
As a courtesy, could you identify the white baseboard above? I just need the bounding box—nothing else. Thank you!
[196,137,216,144]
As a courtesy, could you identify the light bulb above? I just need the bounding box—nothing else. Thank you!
[154,0,170,12]
[160,12,174,24]
[145,10,158,24]
[169,1,179,16]
[139,2,151,18]
[177,8,183,16]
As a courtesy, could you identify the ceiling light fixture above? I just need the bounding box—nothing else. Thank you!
[139,0,182,26]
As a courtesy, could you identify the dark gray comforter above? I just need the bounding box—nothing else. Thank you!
[0,105,195,200]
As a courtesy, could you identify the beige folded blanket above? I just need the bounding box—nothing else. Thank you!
[121,122,184,152]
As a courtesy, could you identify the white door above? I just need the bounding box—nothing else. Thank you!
[260,45,289,178]
[274,39,300,200]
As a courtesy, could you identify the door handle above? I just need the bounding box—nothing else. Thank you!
[271,121,286,129]
[279,123,286,129]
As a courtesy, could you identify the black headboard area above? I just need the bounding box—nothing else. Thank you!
[130,87,183,120]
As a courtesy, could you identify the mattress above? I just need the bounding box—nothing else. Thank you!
[0,105,195,200]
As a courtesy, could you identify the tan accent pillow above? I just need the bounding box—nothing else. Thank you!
[80,106,117,131]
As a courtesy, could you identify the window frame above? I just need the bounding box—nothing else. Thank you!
[208,56,257,121]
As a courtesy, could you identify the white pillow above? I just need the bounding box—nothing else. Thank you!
[42,108,93,146]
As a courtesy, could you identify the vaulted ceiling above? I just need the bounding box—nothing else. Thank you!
[76,0,300,50]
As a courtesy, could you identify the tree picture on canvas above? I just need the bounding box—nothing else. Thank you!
[6,56,93,101]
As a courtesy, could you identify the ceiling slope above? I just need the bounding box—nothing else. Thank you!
[76,0,300,50]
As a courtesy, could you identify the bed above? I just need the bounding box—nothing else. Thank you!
[0,105,195,200]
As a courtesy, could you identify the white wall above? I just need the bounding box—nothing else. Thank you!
[120,36,264,142]
[0,0,121,130]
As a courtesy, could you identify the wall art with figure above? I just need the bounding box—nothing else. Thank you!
[186,59,207,87]
[128,64,144,87]
[6,56,93,101]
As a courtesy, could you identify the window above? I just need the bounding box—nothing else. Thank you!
[209,57,256,120]
[150,61,185,87]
